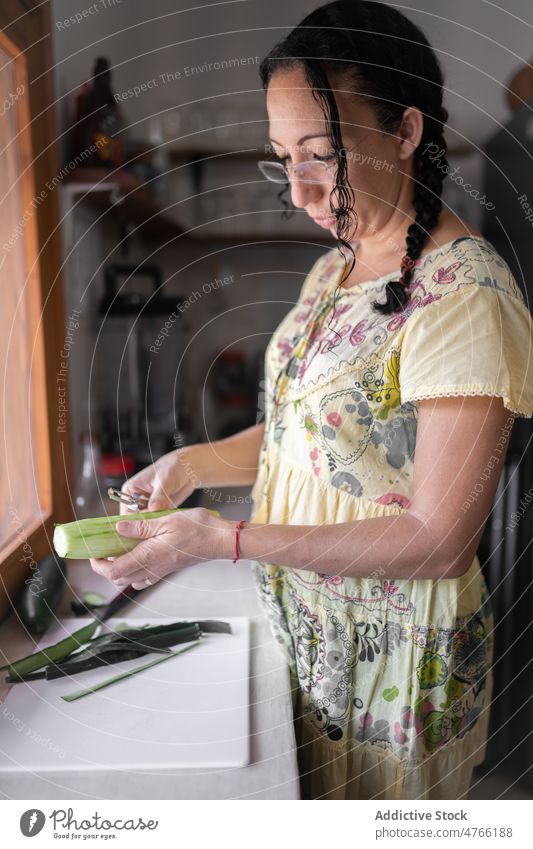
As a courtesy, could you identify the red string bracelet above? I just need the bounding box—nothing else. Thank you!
[232,519,246,564]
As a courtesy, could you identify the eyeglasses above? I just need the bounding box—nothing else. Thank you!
[258,129,379,185]
[257,159,336,185]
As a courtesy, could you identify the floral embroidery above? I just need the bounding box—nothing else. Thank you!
[432,260,464,285]
[375,492,411,509]
[351,617,410,662]
[452,614,488,687]
[317,389,375,464]
[290,574,415,618]
[331,471,363,495]
[255,545,492,759]
[349,319,369,345]
[354,350,401,419]
[409,614,490,752]
[417,651,449,689]
[386,285,443,332]
[304,412,319,436]
[276,338,293,357]
[369,403,418,469]
[355,714,392,749]
[289,594,326,692]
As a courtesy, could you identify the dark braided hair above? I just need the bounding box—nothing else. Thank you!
[259,0,449,316]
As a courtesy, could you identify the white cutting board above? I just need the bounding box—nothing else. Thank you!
[0,617,249,772]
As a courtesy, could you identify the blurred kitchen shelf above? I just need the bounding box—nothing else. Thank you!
[168,146,263,163]
[62,166,334,245]
[63,166,183,239]
[182,229,334,243]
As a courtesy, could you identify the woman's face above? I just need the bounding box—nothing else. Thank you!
[266,66,417,242]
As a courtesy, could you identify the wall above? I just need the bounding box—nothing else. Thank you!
[51,0,533,148]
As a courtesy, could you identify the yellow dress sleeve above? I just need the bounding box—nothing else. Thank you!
[399,284,533,418]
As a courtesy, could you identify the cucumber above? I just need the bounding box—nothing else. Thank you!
[16,554,68,636]
[70,591,107,617]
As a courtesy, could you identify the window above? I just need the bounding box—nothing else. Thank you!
[0,2,72,624]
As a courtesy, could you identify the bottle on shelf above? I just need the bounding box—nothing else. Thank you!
[74,432,105,519]
[69,57,124,169]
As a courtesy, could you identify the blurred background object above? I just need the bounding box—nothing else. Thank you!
[482,58,533,311]
[475,57,533,797]
[69,56,125,169]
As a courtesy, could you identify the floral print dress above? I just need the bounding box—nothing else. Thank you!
[249,236,533,800]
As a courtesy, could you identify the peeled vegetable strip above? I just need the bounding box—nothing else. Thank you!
[5,621,219,682]
[4,621,99,679]
[112,621,203,649]
[41,623,202,680]
[2,621,133,679]
[42,645,174,680]
[6,644,173,683]
[4,619,230,683]
[61,642,201,702]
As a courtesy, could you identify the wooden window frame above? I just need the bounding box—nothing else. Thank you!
[0,0,73,622]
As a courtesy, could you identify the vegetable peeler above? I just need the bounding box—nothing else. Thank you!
[107,486,150,512]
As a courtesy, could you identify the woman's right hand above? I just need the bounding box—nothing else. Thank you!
[120,447,200,514]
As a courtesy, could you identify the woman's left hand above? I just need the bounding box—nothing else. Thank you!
[89,508,228,590]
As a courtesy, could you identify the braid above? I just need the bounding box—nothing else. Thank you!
[373,113,449,315]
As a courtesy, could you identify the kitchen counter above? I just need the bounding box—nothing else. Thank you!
[0,558,300,800]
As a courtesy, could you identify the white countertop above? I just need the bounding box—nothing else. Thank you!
[0,557,300,800]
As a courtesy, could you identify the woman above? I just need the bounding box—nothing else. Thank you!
[91,1,533,799]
